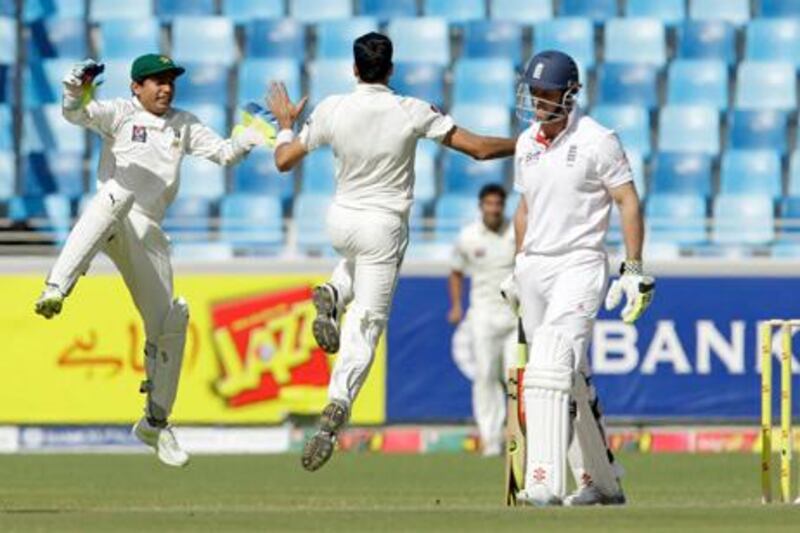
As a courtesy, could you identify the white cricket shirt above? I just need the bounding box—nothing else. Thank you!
[64,96,254,221]
[514,108,633,256]
[298,83,455,215]
[451,219,516,311]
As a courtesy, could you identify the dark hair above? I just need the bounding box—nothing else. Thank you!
[353,32,393,83]
[479,183,507,202]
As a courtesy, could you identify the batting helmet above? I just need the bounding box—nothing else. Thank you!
[516,50,581,125]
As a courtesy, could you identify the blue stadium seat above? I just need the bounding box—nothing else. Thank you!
[604,18,667,66]
[434,193,479,242]
[184,104,226,134]
[295,193,333,253]
[0,64,13,103]
[309,60,356,104]
[408,200,428,240]
[21,112,44,153]
[316,18,380,59]
[232,150,293,202]
[163,196,212,242]
[736,62,796,111]
[658,106,720,155]
[289,0,352,22]
[424,0,485,23]
[651,153,713,197]
[358,0,417,19]
[155,0,214,21]
[690,0,750,26]
[713,194,774,245]
[626,0,685,26]
[667,60,728,110]
[0,0,13,16]
[302,147,336,194]
[175,63,230,105]
[591,105,651,157]
[646,193,707,244]
[23,58,71,108]
[238,59,301,105]
[720,150,782,199]
[28,18,86,60]
[90,0,153,20]
[24,104,86,153]
[596,64,659,109]
[392,63,446,108]
[779,197,800,238]
[415,142,437,206]
[0,17,16,65]
[534,18,595,69]
[98,19,161,59]
[220,193,284,248]
[172,242,234,260]
[22,152,84,198]
[24,0,84,21]
[745,19,800,67]
[179,157,225,199]
[0,150,14,199]
[491,0,552,23]
[0,104,11,149]
[94,60,130,100]
[245,19,305,59]
[789,151,800,196]
[728,110,788,155]
[761,0,800,17]
[223,0,284,23]
[462,21,523,65]
[388,18,450,66]
[451,104,511,137]
[559,0,617,23]
[442,150,507,195]
[677,20,737,65]
[173,17,236,64]
[626,150,646,197]
[35,194,73,244]
[452,59,515,107]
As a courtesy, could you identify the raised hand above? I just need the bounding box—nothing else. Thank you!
[267,81,308,130]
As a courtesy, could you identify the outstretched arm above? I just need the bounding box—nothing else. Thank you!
[442,126,516,161]
[267,82,309,172]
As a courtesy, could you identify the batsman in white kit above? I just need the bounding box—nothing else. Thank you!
[447,184,517,457]
[33,54,274,466]
[511,50,655,506]
[267,32,516,471]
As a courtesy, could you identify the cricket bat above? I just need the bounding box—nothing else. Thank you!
[504,319,528,506]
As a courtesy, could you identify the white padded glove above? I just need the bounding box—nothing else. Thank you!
[62,59,104,109]
[604,261,655,324]
[499,272,519,314]
[232,102,278,150]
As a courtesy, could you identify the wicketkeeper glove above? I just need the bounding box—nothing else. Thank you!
[62,59,105,109]
[499,273,520,314]
[232,102,278,149]
[604,261,655,324]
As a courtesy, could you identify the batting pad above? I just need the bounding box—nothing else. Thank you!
[144,298,189,422]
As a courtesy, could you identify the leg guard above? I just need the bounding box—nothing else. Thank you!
[522,326,574,504]
[47,180,134,295]
[567,373,622,497]
[142,297,189,423]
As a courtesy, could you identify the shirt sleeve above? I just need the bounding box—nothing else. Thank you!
[62,98,122,138]
[450,231,469,273]
[186,113,251,166]
[400,97,455,143]
[298,96,338,152]
[595,132,634,190]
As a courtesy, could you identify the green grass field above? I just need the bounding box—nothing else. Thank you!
[0,452,798,532]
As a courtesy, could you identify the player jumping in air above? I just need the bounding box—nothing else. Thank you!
[267,32,516,472]
[447,184,517,457]
[511,50,655,506]
[33,54,274,467]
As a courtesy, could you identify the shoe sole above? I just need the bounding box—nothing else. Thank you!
[312,286,340,354]
[35,300,62,319]
[301,431,335,472]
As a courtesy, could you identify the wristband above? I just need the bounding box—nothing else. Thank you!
[275,129,295,148]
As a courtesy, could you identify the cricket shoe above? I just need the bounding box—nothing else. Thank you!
[132,416,190,468]
[516,485,563,507]
[564,485,626,506]
[34,284,65,319]
[311,283,340,353]
[301,400,348,472]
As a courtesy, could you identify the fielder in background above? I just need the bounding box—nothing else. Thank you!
[511,50,655,506]
[267,32,516,472]
[447,184,516,457]
[33,54,274,467]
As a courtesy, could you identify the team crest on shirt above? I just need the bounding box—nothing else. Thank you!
[131,125,147,143]
[566,145,578,166]
[474,247,486,258]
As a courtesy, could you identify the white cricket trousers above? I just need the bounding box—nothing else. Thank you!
[325,203,409,409]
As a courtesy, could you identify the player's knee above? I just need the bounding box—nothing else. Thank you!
[524,326,574,393]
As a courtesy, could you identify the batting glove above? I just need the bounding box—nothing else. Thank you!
[62,59,105,109]
[604,261,655,324]
[232,102,278,149]
[499,273,520,314]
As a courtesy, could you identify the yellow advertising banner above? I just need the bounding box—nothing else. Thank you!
[2,274,385,425]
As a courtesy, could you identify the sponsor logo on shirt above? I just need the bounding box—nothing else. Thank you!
[474,247,486,258]
[522,150,541,166]
[566,145,578,167]
[131,125,147,143]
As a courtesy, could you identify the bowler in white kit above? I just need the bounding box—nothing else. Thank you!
[267,32,516,471]
[511,50,655,506]
[33,54,273,467]
[447,184,516,457]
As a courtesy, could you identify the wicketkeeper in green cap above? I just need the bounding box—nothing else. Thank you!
[34,53,278,468]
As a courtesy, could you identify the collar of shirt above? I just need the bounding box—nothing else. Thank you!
[479,219,509,236]
[131,96,175,128]
[532,107,582,150]
[355,82,393,95]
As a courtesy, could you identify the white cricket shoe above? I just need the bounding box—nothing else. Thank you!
[34,284,65,319]
[132,417,190,468]
[516,485,563,507]
[564,485,626,506]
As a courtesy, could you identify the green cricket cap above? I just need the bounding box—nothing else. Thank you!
[130,54,185,82]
